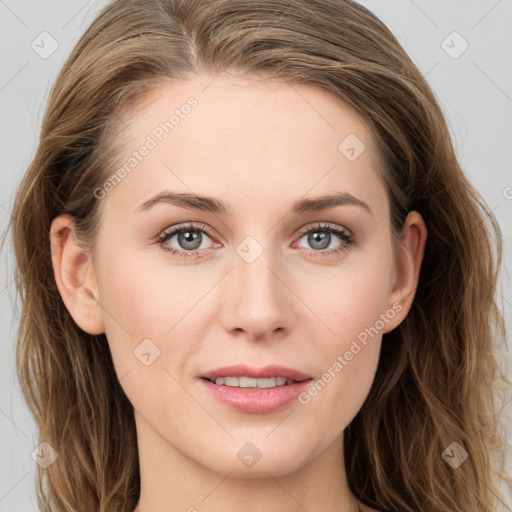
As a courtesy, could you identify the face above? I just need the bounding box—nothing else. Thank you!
[82,72,407,477]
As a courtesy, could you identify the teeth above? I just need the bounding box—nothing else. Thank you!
[224,377,238,386]
[239,376,258,387]
[213,376,294,388]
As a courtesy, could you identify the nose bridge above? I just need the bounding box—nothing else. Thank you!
[222,234,294,339]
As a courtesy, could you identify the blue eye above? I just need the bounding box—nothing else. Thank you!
[157,222,355,259]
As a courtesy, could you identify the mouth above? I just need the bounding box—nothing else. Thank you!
[203,376,303,388]
[199,364,313,413]
[201,364,311,382]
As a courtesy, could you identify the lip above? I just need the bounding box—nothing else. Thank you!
[201,364,311,381]
[199,364,313,414]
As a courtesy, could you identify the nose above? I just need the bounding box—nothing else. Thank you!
[219,244,296,342]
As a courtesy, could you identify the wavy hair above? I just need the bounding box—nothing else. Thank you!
[10,0,510,510]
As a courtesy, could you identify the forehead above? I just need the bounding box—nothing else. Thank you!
[103,72,389,219]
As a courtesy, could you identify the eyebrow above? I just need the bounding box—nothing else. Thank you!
[136,191,372,216]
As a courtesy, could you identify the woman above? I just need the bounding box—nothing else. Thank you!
[10,0,510,511]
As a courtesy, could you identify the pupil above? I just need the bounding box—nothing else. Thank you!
[309,231,330,250]
[179,230,201,250]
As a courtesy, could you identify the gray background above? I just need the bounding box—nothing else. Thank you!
[1,1,511,510]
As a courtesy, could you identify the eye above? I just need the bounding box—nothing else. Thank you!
[293,223,355,257]
[157,222,355,259]
[157,222,218,258]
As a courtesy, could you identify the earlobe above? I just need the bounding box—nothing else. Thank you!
[50,214,105,335]
[383,211,428,333]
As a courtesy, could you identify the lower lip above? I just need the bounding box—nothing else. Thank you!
[200,378,312,414]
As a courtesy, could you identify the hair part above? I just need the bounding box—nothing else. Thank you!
[10,0,510,510]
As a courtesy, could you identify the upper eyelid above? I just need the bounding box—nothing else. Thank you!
[295,222,352,238]
[160,222,213,238]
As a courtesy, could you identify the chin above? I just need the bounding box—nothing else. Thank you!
[197,435,317,478]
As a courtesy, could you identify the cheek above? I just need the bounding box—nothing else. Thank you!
[92,252,165,376]
[309,240,395,344]
[95,240,193,333]
[94,259,199,420]
[94,249,213,388]
[296,243,394,425]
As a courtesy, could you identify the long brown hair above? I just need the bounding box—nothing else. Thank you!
[10,0,510,510]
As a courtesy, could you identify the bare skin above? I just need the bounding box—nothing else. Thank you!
[50,71,426,512]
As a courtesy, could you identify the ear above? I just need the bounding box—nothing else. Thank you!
[50,214,105,335]
[382,211,428,333]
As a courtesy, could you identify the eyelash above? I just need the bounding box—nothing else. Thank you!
[157,222,356,259]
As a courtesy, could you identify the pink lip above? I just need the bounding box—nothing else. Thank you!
[199,364,313,414]
[201,364,311,381]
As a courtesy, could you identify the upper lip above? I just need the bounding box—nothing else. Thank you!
[201,364,312,382]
